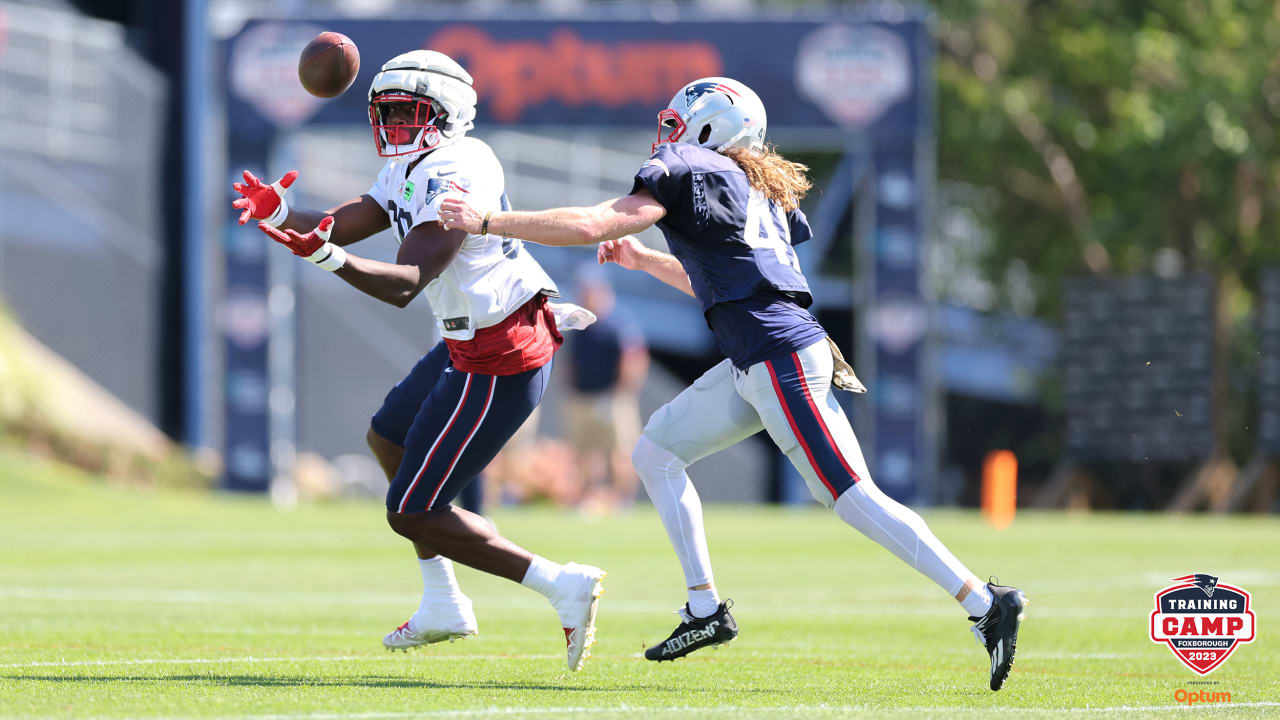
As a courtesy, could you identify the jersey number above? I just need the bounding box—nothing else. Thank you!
[387,200,412,242]
[389,193,519,252]
[743,189,801,272]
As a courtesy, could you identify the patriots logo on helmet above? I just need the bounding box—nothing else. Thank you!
[684,81,742,105]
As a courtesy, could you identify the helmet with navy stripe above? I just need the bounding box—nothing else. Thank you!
[653,77,767,154]
[368,50,477,162]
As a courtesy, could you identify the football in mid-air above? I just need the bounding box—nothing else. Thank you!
[298,31,360,98]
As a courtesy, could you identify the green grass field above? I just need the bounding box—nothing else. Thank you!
[1,448,1277,719]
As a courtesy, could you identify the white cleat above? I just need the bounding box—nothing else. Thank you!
[551,562,606,672]
[382,596,478,652]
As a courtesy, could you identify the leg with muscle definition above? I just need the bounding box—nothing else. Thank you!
[385,359,605,671]
[368,427,439,559]
[367,343,474,651]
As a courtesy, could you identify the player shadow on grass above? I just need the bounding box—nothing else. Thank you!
[5,674,722,693]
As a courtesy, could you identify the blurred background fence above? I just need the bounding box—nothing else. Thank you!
[0,2,168,425]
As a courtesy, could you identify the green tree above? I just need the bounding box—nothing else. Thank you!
[934,0,1280,313]
[933,0,1280,470]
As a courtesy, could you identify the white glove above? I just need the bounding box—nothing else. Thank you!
[549,302,597,332]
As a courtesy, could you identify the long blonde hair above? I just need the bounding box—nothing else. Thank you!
[720,145,812,213]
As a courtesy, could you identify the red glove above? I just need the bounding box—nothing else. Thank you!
[232,170,298,226]
[258,216,346,271]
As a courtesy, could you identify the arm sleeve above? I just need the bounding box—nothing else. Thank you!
[788,207,814,246]
[629,144,690,213]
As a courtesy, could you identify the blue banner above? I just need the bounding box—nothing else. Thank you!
[225,18,924,135]
[220,11,931,503]
[865,142,928,502]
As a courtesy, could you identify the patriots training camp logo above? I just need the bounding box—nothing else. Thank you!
[1150,573,1255,675]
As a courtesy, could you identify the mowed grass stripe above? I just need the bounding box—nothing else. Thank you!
[0,586,1159,619]
[0,649,1157,669]
[1,449,1277,718]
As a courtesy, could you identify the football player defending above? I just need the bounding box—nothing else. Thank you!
[230,51,605,671]
[438,77,1027,690]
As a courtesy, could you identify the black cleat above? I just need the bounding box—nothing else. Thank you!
[644,600,738,661]
[969,580,1028,691]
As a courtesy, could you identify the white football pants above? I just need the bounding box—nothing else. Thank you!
[633,338,975,597]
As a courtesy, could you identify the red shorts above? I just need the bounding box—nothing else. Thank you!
[444,295,562,376]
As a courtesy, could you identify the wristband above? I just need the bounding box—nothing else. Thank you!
[304,242,347,272]
[481,211,492,236]
[262,193,290,228]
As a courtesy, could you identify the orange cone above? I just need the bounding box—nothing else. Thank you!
[982,450,1017,530]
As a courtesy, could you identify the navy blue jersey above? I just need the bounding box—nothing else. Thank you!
[568,314,644,393]
[705,291,827,371]
[632,143,825,369]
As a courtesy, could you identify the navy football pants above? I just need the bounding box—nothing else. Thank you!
[374,342,551,514]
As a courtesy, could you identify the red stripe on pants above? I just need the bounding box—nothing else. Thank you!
[425,376,496,509]
[766,358,840,501]
[789,352,861,484]
[397,373,473,512]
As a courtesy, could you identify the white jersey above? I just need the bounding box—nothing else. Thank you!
[366,137,558,341]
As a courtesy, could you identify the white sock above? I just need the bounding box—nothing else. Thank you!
[408,557,469,634]
[833,482,978,609]
[632,436,715,588]
[961,583,993,618]
[419,556,462,599]
[688,588,721,618]
[520,554,564,599]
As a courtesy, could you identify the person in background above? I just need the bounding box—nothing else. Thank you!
[564,265,649,511]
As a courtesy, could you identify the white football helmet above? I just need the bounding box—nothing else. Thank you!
[653,77,767,154]
[368,50,478,162]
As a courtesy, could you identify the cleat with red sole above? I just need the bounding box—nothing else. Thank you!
[551,563,606,672]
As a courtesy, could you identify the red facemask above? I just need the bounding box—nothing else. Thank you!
[369,93,443,158]
[653,108,686,153]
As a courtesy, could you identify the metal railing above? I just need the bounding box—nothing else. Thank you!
[0,1,168,425]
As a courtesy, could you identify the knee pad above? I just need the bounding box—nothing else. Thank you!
[632,435,688,487]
